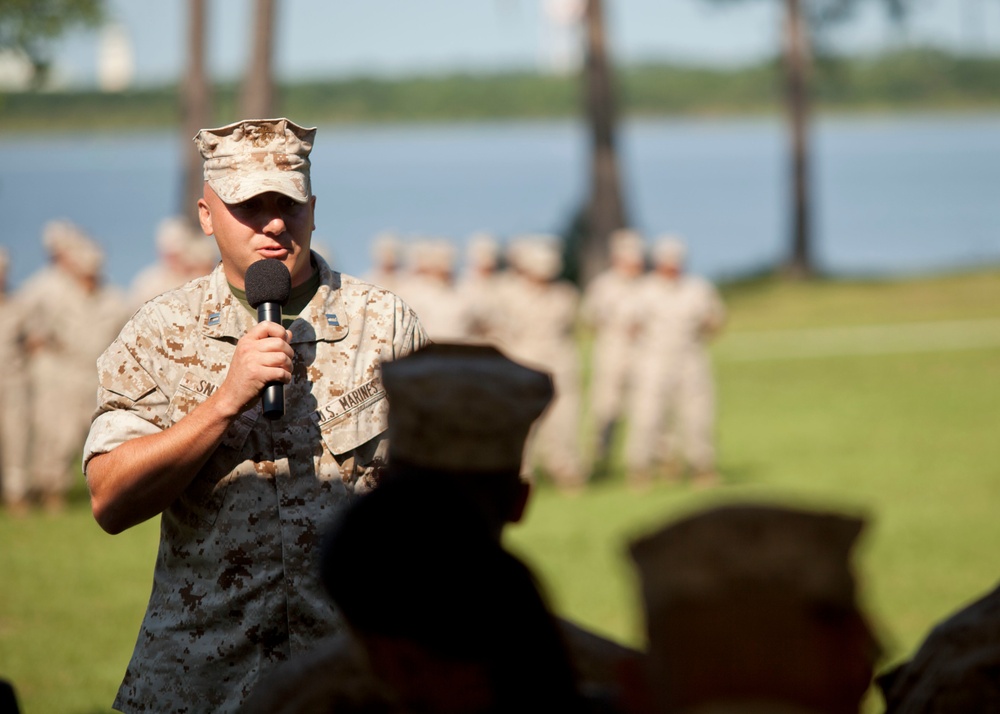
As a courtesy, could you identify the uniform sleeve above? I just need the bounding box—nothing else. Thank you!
[82,312,169,473]
[393,296,431,357]
[703,281,727,337]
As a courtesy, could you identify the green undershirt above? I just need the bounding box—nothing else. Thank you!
[230,268,322,329]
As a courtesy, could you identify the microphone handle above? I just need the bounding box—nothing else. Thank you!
[257,302,285,420]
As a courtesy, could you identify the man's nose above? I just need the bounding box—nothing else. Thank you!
[261,212,286,235]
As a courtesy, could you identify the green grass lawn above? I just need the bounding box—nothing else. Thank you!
[3,267,1000,713]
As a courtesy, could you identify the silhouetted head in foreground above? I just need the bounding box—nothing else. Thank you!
[379,342,554,540]
[877,580,1000,714]
[319,476,585,714]
[628,503,881,714]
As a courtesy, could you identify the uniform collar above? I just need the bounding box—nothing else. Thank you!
[200,253,350,344]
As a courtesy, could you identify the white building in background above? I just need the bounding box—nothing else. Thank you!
[0,50,34,90]
[542,0,584,75]
[98,22,134,92]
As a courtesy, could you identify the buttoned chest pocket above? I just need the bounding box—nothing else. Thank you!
[167,371,257,528]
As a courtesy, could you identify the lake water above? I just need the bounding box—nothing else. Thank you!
[2,113,999,291]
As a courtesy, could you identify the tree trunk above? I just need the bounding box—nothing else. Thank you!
[782,0,815,278]
[180,0,212,223]
[239,0,277,119]
[581,0,627,286]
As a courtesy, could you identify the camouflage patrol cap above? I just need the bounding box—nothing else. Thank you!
[371,231,403,264]
[519,236,563,281]
[425,239,456,273]
[406,240,431,271]
[652,234,687,267]
[629,503,865,614]
[466,232,499,269]
[609,228,645,263]
[155,216,195,255]
[382,343,554,472]
[194,118,316,204]
[42,219,84,257]
[62,229,105,277]
[183,235,221,273]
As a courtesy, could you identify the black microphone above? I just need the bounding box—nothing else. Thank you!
[244,259,292,420]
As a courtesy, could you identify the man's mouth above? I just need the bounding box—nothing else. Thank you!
[258,246,289,259]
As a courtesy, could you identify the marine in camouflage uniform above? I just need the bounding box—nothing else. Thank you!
[0,249,31,513]
[579,229,646,473]
[503,236,587,491]
[19,221,129,510]
[456,232,505,345]
[83,118,427,714]
[624,236,725,488]
[129,215,203,308]
[400,238,469,342]
[363,231,410,298]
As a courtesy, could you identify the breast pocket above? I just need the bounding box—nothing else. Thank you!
[167,371,258,528]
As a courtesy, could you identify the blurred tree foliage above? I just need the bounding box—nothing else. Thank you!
[2,48,1000,132]
[0,0,105,87]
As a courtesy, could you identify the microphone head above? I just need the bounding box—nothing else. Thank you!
[245,259,292,308]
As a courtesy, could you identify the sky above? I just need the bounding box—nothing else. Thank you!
[48,0,1000,89]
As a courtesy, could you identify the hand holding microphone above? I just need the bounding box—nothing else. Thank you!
[245,259,293,419]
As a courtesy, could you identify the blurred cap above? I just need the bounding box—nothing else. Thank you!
[878,582,1000,714]
[630,503,865,614]
[42,219,85,257]
[183,235,221,273]
[517,235,563,281]
[407,239,431,271]
[156,216,195,255]
[194,118,316,204]
[63,229,105,278]
[466,232,499,270]
[382,343,554,472]
[424,239,456,273]
[609,228,646,264]
[371,232,403,265]
[504,236,531,272]
[651,234,687,267]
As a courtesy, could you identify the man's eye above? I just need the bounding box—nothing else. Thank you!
[234,198,261,212]
[278,197,300,212]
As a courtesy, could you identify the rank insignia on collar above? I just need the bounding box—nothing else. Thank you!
[326,313,340,326]
[207,312,221,326]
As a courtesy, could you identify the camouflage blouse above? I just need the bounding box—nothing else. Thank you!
[84,254,427,713]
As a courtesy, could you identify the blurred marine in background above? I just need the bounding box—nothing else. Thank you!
[624,235,725,489]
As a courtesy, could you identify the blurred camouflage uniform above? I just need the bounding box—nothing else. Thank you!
[0,249,31,511]
[129,215,203,308]
[84,255,426,713]
[456,232,505,344]
[19,221,128,508]
[625,236,725,487]
[504,236,586,490]
[401,238,469,342]
[580,229,646,470]
[364,231,410,298]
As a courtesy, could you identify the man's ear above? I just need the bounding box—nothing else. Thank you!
[197,197,213,237]
[507,480,531,524]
